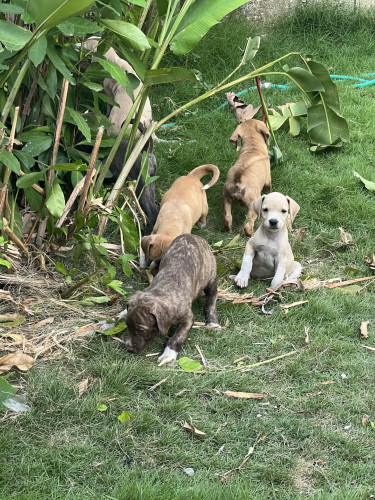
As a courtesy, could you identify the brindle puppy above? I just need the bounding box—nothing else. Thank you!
[123,234,219,365]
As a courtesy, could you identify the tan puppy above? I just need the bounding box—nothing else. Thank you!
[231,192,301,289]
[140,164,220,267]
[223,119,271,237]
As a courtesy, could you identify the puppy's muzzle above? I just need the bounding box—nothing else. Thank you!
[268,218,279,229]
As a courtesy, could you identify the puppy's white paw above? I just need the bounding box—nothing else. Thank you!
[117,308,127,321]
[233,272,249,288]
[158,346,178,366]
[206,322,221,329]
[139,253,148,269]
[99,321,116,332]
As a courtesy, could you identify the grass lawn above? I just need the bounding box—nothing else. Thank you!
[1,2,375,499]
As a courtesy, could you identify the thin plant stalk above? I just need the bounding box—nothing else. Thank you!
[78,126,104,212]
[0,61,29,125]
[0,106,19,218]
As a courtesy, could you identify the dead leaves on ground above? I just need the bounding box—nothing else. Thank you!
[224,391,265,399]
[0,353,34,374]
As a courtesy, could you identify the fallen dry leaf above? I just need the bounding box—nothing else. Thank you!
[224,391,265,399]
[0,353,34,374]
[362,417,369,426]
[280,300,308,311]
[182,421,206,436]
[294,225,308,240]
[361,345,375,352]
[34,317,54,328]
[326,276,375,288]
[316,380,333,386]
[339,227,354,246]
[0,332,23,342]
[313,460,328,466]
[305,326,310,344]
[77,377,89,397]
[360,321,369,339]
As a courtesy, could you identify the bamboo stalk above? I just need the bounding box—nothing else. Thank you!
[0,106,20,217]
[77,126,104,212]
[36,79,69,247]
[2,217,29,254]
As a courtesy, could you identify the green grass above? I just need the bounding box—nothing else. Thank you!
[2,2,375,498]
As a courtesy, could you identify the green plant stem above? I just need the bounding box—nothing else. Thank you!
[255,76,279,148]
[93,91,144,196]
[60,269,103,299]
[1,59,30,125]
[138,0,154,29]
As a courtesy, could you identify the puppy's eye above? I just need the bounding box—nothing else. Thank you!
[263,208,268,212]
[281,209,287,213]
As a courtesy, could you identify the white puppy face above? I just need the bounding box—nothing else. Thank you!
[262,193,289,232]
[252,192,300,232]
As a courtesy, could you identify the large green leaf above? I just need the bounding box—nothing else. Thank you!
[304,60,349,148]
[0,150,21,175]
[170,0,249,55]
[286,67,325,93]
[307,104,349,147]
[16,170,47,188]
[28,35,47,67]
[26,0,94,32]
[0,20,32,51]
[353,171,375,192]
[100,19,151,51]
[144,67,198,85]
[46,46,76,85]
[243,36,260,64]
[0,377,18,408]
[117,43,146,81]
[95,58,128,88]
[57,17,103,36]
[46,179,65,217]
[22,134,53,157]
[66,107,91,143]
[306,60,340,113]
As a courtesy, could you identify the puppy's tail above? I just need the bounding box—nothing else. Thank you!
[188,164,220,190]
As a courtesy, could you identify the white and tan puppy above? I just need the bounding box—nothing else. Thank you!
[231,192,301,289]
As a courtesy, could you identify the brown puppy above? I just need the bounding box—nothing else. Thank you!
[124,234,219,365]
[223,119,271,237]
[140,164,220,268]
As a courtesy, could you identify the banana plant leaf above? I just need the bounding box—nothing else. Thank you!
[305,60,349,148]
[26,0,95,32]
[170,0,249,56]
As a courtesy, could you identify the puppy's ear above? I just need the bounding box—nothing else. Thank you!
[151,302,170,336]
[229,125,241,148]
[286,196,300,222]
[141,235,153,260]
[252,195,265,217]
[256,121,270,145]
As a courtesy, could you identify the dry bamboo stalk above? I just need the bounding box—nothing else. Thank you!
[48,78,69,181]
[78,126,104,212]
[2,217,28,254]
[36,80,69,247]
[128,183,147,225]
[56,175,88,228]
[0,107,19,217]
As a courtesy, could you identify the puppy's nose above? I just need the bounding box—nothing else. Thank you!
[269,218,278,227]
[125,338,135,351]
